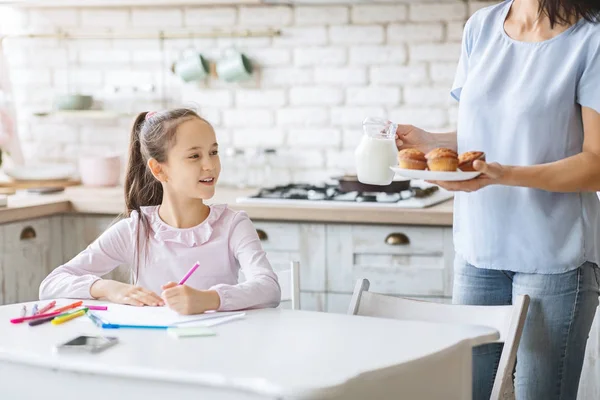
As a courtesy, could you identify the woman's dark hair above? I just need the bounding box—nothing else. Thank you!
[539,0,600,27]
[124,108,211,282]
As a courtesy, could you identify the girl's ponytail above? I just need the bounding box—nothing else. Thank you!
[124,112,162,217]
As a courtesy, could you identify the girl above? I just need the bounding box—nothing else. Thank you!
[39,109,281,314]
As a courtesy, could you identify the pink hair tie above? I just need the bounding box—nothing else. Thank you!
[146,111,157,120]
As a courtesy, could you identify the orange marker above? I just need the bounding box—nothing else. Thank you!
[52,301,83,315]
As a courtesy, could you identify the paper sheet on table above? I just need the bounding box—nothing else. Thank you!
[86,304,244,327]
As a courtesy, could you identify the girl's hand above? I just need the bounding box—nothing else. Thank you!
[161,282,221,315]
[91,280,164,306]
[428,160,507,192]
[395,124,437,153]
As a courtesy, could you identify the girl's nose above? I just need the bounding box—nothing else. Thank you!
[201,159,214,171]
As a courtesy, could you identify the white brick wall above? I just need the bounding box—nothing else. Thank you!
[370,65,429,85]
[350,5,407,24]
[184,7,236,27]
[409,3,467,22]
[330,25,385,44]
[349,46,407,65]
[239,6,292,26]
[131,8,183,28]
[235,90,286,108]
[81,9,129,28]
[288,129,341,148]
[290,87,344,106]
[294,6,348,26]
[294,47,347,67]
[315,67,367,85]
[388,23,444,42]
[5,1,482,185]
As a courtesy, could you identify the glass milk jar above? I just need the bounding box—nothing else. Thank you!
[355,117,398,185]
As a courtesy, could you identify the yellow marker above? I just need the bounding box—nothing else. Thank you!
[51,308,87,325]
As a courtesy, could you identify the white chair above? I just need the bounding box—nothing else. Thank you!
[274,261,301,310]
[348,278,530,400]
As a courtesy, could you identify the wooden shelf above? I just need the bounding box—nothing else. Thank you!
[32,110,132,120]
[0,0,263,7]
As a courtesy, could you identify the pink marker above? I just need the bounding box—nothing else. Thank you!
[179,261,200,285]
[83,305,108,311]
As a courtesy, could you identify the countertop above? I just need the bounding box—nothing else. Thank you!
[0,186,453,226]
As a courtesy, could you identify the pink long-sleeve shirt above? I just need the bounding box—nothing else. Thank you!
[39,204,281,311]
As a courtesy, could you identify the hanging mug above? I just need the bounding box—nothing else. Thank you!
[216,50,253,83]
[173,53,210,83]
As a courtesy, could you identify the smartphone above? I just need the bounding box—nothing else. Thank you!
[54,335,119,354]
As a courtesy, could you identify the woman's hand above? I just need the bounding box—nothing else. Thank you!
[91,280,164,306]
[161,282,221,315]
[428,160,507,192]
[395,124,438,153]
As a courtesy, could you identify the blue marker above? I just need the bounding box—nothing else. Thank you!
[31,304,38,316]
[86,311,169,330]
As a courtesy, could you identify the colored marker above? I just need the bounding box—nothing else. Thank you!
[179,261,200,285]
[51,308,87,325]
[52,301,83,315]
[31,304,38,316]
[36,301,56,315]
[28,315,56,326]
[83,305,108,311]
[11,310,64,324]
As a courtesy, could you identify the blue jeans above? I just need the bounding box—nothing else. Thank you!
[453,256,600,400]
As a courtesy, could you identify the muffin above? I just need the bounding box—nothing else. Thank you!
[398,148,427,170]
[425,148,459,171]
[458,151,486,172]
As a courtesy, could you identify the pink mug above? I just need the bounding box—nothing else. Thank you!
[78,155,121,187]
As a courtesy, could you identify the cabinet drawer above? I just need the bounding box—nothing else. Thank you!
[252,222,300,252]
[3,218,52,248]
[327,225,454,297]
[352,225,445,256]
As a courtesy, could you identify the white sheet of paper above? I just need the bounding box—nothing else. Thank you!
[83,305,244,327]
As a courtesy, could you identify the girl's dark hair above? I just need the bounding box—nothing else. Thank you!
[539,0,600,27]
[124,108,210,283]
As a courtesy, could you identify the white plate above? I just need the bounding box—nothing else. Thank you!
[4,164,76,181]
[391,167,481,181]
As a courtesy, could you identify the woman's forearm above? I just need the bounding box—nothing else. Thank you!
[501,151,600,192]
[431,132,458,152]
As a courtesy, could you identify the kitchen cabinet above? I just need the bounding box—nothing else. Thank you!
[62,215,131,284]
[326,224,454,298]
[0,216,63,304]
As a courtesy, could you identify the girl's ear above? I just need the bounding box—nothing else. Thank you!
[148,158,168,183]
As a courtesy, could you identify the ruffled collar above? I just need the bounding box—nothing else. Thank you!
[140,204,227,247]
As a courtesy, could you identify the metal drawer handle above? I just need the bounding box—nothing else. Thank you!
[385,233,409,246]
[20,226,37,240]
[256,229,268,241]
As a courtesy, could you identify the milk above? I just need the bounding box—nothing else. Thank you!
[355,134,398,186]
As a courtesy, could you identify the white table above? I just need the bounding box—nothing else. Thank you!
[0,300,498,400]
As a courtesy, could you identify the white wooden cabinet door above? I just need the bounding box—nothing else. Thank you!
[253,221,326,293]
[62,214,131,284]
[579,308,600,399]
[326,224,455,298]
[0,217,63,304]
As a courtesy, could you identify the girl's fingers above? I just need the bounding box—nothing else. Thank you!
[123,296,144,307]
[140,289,165,305]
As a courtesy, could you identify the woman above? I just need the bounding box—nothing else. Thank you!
[395,1,600,399]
